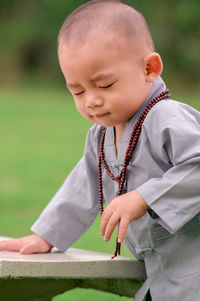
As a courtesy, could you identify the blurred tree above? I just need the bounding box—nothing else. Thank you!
[0,0,86,85]
[0,0,199,90]
[127,0,200,89]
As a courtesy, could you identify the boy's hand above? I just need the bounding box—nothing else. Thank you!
[0,234,52,254]
[101,190,149,243]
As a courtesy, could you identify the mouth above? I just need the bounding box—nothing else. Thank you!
[93,113,110,119]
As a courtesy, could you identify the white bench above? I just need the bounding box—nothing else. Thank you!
[0,236,146,300]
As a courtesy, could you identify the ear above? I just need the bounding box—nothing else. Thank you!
[143,52,163,83]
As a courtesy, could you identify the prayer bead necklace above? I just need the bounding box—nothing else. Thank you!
[98,89,171,258]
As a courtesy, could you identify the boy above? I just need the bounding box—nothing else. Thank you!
[1,1,200,300]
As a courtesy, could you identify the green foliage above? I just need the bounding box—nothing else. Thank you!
[126,0,200,87]
[0,0,86,85]
[0,1,199,89]
[0,0,199,89]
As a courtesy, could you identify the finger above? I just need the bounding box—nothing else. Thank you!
[20,240,52,254]
[20,242,37,254]
[0,239,21,251]
[101,207,113,236]
[104,213,120,241]
[117,217,129,243]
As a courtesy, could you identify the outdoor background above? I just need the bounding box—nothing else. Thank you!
[0,0,199,300]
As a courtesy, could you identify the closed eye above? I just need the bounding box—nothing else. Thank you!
[99,82,116,89]
[74,91,84,96]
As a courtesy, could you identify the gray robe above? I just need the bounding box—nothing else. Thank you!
[32,77,200,301]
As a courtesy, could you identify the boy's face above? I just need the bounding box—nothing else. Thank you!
[58,31,153,132]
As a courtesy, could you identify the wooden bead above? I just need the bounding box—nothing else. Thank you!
[98,89,170,258]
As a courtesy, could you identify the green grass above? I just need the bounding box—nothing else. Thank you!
[0,86,199,300]
[0,86,133,300]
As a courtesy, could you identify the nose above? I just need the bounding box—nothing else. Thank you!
[85,93,104,108]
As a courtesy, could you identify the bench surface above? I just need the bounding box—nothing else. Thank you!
[0,236,146,300]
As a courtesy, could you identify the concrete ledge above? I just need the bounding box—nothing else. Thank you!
[0,247,146,279]
[0,236,146,300]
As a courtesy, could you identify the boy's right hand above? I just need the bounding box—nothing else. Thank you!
[0,234,53,254]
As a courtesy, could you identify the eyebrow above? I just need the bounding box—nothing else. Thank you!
[66,82,80,89]
[67,72,115,89]
[90,72,115,82]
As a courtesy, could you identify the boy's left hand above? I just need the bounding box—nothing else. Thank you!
[101,190,149,243]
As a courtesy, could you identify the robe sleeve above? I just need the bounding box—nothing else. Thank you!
[136,100,200,234]
[31,125,100,251]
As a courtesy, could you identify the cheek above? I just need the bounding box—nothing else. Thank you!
[74,99,88,117]
[73,98,82,114]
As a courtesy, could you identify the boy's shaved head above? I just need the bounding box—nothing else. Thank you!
[58,0,155,54]
[58,0,163,132]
